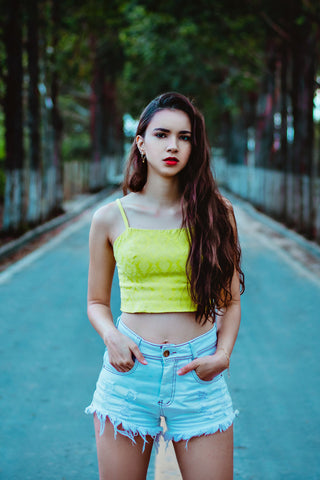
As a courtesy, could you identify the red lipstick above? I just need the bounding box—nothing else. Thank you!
[164,157,179,165]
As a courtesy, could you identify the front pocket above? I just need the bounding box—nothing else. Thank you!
[103,350,139,376]
[191,370,223,384]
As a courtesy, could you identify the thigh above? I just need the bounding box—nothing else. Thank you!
[173,425,233,480]
[94,414,154,480]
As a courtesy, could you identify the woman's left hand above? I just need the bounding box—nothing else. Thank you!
[177,350,229,382]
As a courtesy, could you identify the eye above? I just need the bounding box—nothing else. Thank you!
[155,132,167,138]
[180,135,191,142]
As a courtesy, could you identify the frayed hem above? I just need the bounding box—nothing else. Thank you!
[164,410,239,449]
[85,404,162,453]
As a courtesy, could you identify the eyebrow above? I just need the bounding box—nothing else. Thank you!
[153,128,192,134]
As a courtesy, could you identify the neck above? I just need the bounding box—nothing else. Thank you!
[142,175,181,208]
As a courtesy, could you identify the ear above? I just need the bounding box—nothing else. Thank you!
[136,135,144,153]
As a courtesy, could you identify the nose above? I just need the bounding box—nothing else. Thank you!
[167,135,178,152]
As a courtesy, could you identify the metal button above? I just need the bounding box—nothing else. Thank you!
[163,350,170,357]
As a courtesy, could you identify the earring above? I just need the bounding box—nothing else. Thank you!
[141,153,146,163]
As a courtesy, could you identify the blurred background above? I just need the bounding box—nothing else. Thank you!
[0,0,320,244]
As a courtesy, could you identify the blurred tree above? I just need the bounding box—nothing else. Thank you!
[0,4,7,198]
[290,2,317,234]
[118,0,264,153]
[50,0,64,213]
[56,0,124,188]
[26,0,41,225]
[1,0,66,234]
[258,0,320,235]
[2,0,24,233]
[88,0,125,186]
[0,0,318,239]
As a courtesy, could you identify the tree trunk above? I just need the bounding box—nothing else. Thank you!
[221,111,232,165]
[51,0,64,214]
[255,39,276,170]
[229,112,247,165]
[280,43,289,222]
[36,0,58,222]
[26,0,42,225]
[90,37,107,191]
[291,21,316,236]
[2,0,24,234]
[104,80,124,181]
[104,81,121,154]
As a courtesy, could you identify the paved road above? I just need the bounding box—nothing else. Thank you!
[231,202,320,480]
[1,190,320,480]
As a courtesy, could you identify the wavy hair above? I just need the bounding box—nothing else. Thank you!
[123,92,245,324]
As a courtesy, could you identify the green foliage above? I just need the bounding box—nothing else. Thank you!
[117,2,264,138]
[55,31,92,86]
[59,91,91,161]
[62,131,91,162]
[55,0,125,87]
[1,0,319,187]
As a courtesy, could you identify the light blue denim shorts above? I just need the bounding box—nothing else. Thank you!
[85,317,237,450]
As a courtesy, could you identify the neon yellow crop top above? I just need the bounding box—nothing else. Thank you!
[113,199,197,313]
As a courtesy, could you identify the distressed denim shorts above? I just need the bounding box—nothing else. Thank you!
[85,317,237,450]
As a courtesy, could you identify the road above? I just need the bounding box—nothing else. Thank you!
[0,189,319,480]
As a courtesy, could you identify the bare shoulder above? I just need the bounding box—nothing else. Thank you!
[91,201,119,227]
[90,200,122,242]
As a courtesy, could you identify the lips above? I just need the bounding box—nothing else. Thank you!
[163,157,179,165]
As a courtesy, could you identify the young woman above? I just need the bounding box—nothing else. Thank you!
[85,92,244,480]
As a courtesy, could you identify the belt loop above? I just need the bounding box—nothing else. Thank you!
[188,340,198,360]
[115,315,121,328]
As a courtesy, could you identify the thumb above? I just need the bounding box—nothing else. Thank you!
[131,343,148,365]
[177,359,198,376]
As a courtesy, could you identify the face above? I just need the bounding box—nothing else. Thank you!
[136,109,192,177]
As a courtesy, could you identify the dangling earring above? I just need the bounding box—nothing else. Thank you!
[141,153,146,164]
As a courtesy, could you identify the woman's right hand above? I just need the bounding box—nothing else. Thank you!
[104,329,147,372]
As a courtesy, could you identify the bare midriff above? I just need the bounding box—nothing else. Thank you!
[121,311,214,344]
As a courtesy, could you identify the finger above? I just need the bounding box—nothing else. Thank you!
[177,360,198,376]
[130,344,148,365]
[110,359,134,372]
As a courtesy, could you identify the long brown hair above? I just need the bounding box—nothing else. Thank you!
[123,92,245,324]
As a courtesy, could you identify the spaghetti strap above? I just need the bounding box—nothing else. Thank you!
[116,198,129,229]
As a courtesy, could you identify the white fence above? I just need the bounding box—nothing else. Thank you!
[1,155,124,232]
[63,155,124,200]
[213,157,320,242]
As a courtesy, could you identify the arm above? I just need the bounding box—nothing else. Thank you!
[87,204,147,371]
[215,269,241,373]
[215,198,241,368]
[177,269,240,380]
[178,200,241,380]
